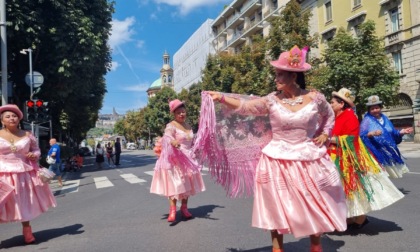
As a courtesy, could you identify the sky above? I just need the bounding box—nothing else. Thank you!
[102,0,232,115]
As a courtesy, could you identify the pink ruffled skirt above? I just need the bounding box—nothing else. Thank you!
[252,155,347,238]
[150,167,205,200]
[0,170,57,223]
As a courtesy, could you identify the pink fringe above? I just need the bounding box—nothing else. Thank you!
[193,92,270,197]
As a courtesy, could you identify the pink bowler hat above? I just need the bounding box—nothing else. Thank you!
[270,45,311,72]
[0,104,23,120]
[169,99,185,113]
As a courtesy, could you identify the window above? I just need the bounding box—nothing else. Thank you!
[390,8,399,33]
[392,51,403,74]
[353,0,361,7]
[325,2,332,22]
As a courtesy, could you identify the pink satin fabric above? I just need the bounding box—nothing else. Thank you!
[0,135,56,223]
[150,124,205,199]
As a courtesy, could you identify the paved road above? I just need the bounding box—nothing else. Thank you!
[0,147,419,252]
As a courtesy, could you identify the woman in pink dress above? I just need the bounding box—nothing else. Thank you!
[0,104,57,244]
[201,46,347,252]
[150,100,205,222]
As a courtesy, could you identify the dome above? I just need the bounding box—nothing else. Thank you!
[149,78,162,89]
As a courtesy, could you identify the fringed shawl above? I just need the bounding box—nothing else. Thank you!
[192,92,272,198]
[330,135,381,201]
[360,113,404,166]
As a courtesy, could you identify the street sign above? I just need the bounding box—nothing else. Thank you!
[25,71,44,88]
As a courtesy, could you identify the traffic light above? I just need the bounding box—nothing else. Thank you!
[34,99,50,122]
[25,100,36,122]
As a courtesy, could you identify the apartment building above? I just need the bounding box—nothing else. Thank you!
[301,0,420,140]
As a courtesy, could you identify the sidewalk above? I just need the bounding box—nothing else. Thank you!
[398,141,420,153]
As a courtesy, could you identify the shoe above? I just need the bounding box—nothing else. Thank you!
[167,206,176,222]
[310,244,323,252]
[272,248,284,252]
[180,204,192,219]
[23,226,35,244]
[352,217,370,229]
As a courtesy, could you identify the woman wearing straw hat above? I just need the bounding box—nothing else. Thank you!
[328,89,403,229]
[201,45,347,252]
[150,99,205,222]
[360,95,413,178]
[0,104,56,244]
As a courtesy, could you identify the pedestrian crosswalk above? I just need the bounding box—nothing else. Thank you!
[51,169,208,195]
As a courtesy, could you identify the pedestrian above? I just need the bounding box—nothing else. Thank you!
[360,95,413,178]
[48,138,62,187]
[114,138,121,166]
[328,88,404,229]
[0,104,57,244]
[106,142,115,168]
[197,46,347,252]
[150,99,206,222]
[95,143,105,169]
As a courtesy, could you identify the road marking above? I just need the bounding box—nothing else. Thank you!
[61,179,80,193]
[120,173,147,183]
[145,171,154,176]
[94,176,114,188]
[408,172,420,175]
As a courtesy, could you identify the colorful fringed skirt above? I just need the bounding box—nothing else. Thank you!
[329,136,404,218]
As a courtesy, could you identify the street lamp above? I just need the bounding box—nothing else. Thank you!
[20,48,33,99]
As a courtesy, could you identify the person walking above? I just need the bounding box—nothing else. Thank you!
[328,88,404,229]
[360,95,413,178]
[95,143,105,169]
[150,99,205,222]
[48,138,62,187]
[0,104,56,244]
[114,138,121,166]
[197,46,347,252]
[106,142,115,168]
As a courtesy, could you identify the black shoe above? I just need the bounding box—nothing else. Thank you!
[352,217,370,229]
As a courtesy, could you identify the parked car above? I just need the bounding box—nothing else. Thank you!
[78,147,92,156]
[126,142,137,150]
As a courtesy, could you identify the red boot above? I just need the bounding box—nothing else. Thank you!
[310,244,323,252]
[180,204,192,219]
[23,226,35,244]
[272,248,284,252]
[167,206,176,222]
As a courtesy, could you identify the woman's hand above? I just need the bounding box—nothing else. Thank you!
[400,127,413,135]
[206,91,223,102]
[368,130,382,137]
[313,133,329,147]
[26,152,37,161]
[171,140,180,148]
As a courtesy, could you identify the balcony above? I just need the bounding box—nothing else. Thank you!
[242,0,262,17]
[385,31,402,46]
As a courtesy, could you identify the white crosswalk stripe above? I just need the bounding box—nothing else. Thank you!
[94,176,114,188]
[120,173,147,183]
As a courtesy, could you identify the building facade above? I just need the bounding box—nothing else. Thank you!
[301,0,420,140]
[146,51,174,97]
[173,19,215,93]
[95,107,124,129]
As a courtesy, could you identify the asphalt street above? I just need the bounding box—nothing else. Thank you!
[0,143,419,252]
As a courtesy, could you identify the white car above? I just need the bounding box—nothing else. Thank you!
[126,143,137,150]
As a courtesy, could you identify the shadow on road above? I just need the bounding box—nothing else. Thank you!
[327,216,403,237]
[0,223,84,249]
[162,204,225,226]
[226,236,345,252]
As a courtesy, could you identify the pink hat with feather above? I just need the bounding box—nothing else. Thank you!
[270,45,311,72]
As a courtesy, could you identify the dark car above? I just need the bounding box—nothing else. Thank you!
[78,147,92,156]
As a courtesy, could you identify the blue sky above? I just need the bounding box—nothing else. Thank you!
[102,0,231,115]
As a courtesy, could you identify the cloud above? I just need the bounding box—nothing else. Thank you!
[122,83,150,92]
[110,61,120,71]
[109,17,136,50]
[136,40,145,49]
[152,0,230,15]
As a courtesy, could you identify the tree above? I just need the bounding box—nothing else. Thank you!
[309,21,399,118]
[266,0,317,60]
[4,0,114,142]
[143,87,177,136]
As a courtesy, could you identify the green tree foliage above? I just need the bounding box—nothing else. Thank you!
[143,87,177,136]
[113,119,126,137]
[4,0,114,143]
[309,21,399,118]
[267,0,317,60]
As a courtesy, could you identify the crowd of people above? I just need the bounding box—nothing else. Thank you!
[0,45,415,251]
